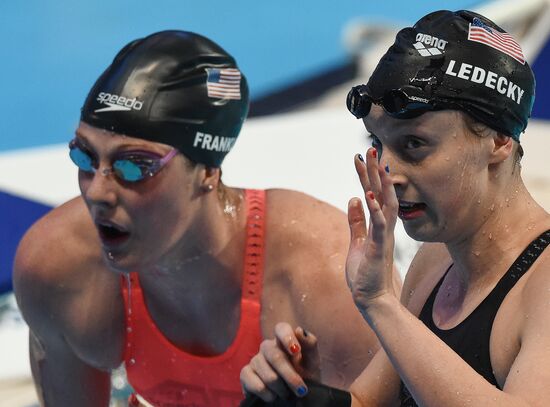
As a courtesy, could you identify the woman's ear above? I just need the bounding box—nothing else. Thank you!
[200,166,221,193]
[488,134,514,164]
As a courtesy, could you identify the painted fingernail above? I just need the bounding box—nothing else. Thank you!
[357,154,364,162]
[385,164,390,173]
[289,343,300,354]
[367,191,375,200]
[129,394,140,406]
[371,149,377,158]
[302,329,308,337]
[297,386,308,397]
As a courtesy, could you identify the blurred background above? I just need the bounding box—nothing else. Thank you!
[1,0,549,405]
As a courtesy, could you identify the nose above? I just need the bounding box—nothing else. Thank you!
[379,149,408,195]
[80,165,119,209]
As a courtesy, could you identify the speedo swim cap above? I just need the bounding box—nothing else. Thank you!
[81,30,249,167]
[348,10,535,140]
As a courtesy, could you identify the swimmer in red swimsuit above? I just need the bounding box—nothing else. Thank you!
[13,31,395,407]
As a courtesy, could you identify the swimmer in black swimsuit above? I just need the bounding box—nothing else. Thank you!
[240,10,550,406]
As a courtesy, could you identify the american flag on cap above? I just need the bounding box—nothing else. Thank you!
[468,18,525,65]
[206,68,242,100]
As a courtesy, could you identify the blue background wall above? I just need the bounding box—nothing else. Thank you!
[0,1,482,151]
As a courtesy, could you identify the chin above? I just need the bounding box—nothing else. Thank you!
[101,251,137,274]
[403,222,445,243]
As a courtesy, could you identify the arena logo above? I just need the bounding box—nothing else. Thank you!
[193,131,235,152]
[94,92,144,113]
[413,33,448,57]
[445,59,525,104]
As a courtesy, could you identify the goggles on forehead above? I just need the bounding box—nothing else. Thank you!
[346,85,443,120]
[68,139,178,182]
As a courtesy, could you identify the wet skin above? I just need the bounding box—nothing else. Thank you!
[240,106,550,406]
[13,123,385,406]
[363,106,499,245]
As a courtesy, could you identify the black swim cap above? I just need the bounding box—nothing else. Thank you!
[348,10,535,140]
[81,30,249,167]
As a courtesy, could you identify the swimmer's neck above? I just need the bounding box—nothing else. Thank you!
[138,187,248,295]
[444,180,550,288]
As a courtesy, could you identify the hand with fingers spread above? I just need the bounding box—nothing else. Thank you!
[240,323,320,402]
[346,148,399,317]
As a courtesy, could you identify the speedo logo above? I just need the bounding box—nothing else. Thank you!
[94,92,143,113]
[413,33,448,56]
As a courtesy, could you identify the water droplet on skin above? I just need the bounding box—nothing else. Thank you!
[488,233,493,240]
[445,156,450,161]
[301,294,308,302]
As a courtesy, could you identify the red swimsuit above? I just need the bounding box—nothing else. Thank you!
[121,189,265,407]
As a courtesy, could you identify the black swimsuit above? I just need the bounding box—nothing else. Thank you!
[399,230,550,406]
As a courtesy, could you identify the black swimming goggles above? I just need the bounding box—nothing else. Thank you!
[346,85,441,119]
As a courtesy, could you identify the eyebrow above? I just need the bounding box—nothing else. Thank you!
[73,131,93,149]
[73,131,159,153]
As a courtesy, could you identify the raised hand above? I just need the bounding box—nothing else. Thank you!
[346,148,399,319]
[240,323,320,402]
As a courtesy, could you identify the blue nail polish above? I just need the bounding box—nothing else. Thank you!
[297,386,308,397]
[385,164,390,173]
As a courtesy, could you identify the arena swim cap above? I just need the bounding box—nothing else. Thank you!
[81,30,249,167]
[347,10,535,140]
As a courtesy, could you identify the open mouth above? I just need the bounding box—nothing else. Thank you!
[96,222,130,246]
[398,201,427,220]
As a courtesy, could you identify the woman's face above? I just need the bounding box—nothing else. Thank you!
[363,106,496,243]
[74,122,202,273]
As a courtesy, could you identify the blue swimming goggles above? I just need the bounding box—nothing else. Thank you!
[346,85,444,119]
[68,139,178,182]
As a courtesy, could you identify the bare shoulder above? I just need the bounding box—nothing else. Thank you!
[262,189,380,387]
[14,197,102,286]
[400,242,452,315]
[13,197,116,336]
[264,188,348,255]
[518,247,550,317]
[263,188,349,292]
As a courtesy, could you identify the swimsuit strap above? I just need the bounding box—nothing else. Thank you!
[242,189,266,302]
